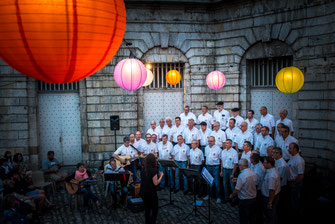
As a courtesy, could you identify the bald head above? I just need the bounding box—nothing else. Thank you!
[240,121,248,132]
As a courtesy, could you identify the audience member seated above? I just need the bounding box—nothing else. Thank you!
[42,151,68,188]
[2,194,32,224]
[13,153,33,182]
[0,158,12,181]
[3,151,13,170]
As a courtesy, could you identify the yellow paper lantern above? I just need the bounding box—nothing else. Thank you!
[275,66,304,93]
[166,70,181,85]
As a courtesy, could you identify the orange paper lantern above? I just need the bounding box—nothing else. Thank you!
[0,0,126,83]
[166,70,181,85]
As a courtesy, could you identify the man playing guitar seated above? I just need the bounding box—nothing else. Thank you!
[113,136,138,181]
[104,158,129,207]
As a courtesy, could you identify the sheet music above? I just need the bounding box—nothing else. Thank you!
[201,167,214,187]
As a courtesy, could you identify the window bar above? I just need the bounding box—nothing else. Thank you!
[252,61,255,87]
[177,63,180,89]
[271,60,274,86]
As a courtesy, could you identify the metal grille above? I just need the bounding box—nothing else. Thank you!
[38,81,79,92]
[248,56,293,88]
[144,63,184,89]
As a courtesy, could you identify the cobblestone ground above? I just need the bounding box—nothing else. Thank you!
[40,169,239,224]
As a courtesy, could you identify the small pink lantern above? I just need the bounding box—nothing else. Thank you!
[114,58,147,91]
[206,71,226,90]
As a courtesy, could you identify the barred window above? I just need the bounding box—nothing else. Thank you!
[38,81,79,92]
[144,63,184,89]
[248,56,293,88]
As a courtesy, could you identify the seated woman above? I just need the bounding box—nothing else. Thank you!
[4,151,13,170]
[13,153,33,182]
[2,194,32,224]
[0,158,12,181]
[104,158,129,207]
[66,163,101,209]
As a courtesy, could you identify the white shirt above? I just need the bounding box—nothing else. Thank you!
[256,135,274,157]
[275,158,289,186]
[245,118,259,134]
[260,113,276,134]
[234,130,253,150]
[253,132,262,149]
[164,125,175,141]
[104,164,125,173]
[198,113,213,130]
[200,128,211,146]
[133,138,146,152]
[114,144,138,158]
[276,117,294,133]
[147,128,160,139]
[250,162,265,190]
[288,154,305,181]
[180,112,197,126]
[261,168,281,197]
[225,127,241,143]
[156,125,169,140]
[235,168,257,200]
[227,115,244,128]
[241,151,251,166]
[140,141,158,154]
[171,124,185,143]
[210,129,227,147]
[276,135,298,160]
[213,109,230,130]
[205,145,222,165]
[157,141,173,160]
[189,148,204,165]
[183,127,201,144]
[221,148,239,169]
[172,143,190,162]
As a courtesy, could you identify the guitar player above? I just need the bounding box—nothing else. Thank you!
[113,136,138,181]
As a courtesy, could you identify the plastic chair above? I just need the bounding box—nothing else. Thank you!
[31,171,55,194]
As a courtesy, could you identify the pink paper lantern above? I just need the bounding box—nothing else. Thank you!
[206,71,226,90]
[114,58,147,91]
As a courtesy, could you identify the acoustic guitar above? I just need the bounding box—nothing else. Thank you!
[65,171,103,195]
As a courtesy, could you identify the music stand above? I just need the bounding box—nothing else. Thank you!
[201,167,214,224]
[157,159,180,209]
[104,172,131,209]
[180,168,209,223]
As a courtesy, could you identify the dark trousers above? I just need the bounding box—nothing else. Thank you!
[81,187,99,207]
[290,182,303,221]
[142,193,158,224]
[278,185,289,223]
[256,190,264,224]
[239,198,257,224]
[263,194,279,224]
[125,161,137,180]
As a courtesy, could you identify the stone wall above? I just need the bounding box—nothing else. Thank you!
[0,0,334,174]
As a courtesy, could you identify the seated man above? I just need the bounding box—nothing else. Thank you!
[41,151,68,188]
[104,159,129,207]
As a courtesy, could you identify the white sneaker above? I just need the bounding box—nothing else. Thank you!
[203,195,209,200]
[216,198,221,204]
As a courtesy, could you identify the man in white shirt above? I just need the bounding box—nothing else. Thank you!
[273,147,290,223]
[197,105,213,130]
[225,118,241,144]
[151,134,158,145]
[180,105,197,127]
[261,156,281,224]
[253,123,263,150]
[129,133,141,155]
[171,116,185,146]
[245,109,259,134]
[172,135,190,194]
[288,143,305,219]
[183,119,201,147]
[189,140,205,196]
[156,118,167,141]
[210,121,227,149]
[234,121,253,153]
[277,125,298,161]
[140,134,158,157]
[229,159,257,224]
[255,126,274,161]
[113,136,138,180]
[157,134,174,189]
[274,123,284,146]
[241,141,252,166]
[276,109,294,136]
[259,106,275,138]
[147,120,160,138]
[227,108,244,128]
[213,101,230,131]
[165,117,175,142]
[199,121,211,153]
[220,139,239,202]
[134,131,146,152]
[250,152,265,223]
[204,136,222,203]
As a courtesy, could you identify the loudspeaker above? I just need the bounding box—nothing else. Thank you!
[110,115,120,130]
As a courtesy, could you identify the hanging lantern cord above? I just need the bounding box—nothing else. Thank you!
[123,39,136,59]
